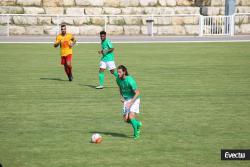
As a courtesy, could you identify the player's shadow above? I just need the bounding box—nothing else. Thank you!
[89,131,130,138]
[81,84,116,89]
[82,84,97,89]
[40,77,68,82]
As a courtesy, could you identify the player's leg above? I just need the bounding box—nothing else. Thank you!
[128,99,142,139]
[123,113,129,123]
[122,102,130,123]
[128,112,137,138]
[128,112,140,138]
[61,56,70,78]
[61,55,73,81]
[129,112,142,139]
[64,64,68,75]
[64,64,69,76]
[66,60,73,81]
[107,61,118,77]
[98,68,105,86]
[96,61,106,89]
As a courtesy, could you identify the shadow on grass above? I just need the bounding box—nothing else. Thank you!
[89,131,130,138]
[80,84,117,89]
[82,84,96,89]
[40,78,68,82]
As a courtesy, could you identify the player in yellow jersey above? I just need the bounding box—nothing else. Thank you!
[54,24,76,81]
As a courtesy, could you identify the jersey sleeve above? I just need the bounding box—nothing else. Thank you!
[107,39,113,49]
[129,78,138,91]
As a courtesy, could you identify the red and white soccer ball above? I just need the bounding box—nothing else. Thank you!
[91,133,102,144]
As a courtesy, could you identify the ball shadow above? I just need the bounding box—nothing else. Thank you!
[89,131,130,138]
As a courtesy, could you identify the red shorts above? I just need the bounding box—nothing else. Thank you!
[61,54,72,65]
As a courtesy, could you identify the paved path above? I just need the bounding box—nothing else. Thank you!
[0,35,250,43]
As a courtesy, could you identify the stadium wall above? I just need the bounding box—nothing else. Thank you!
[0,0,250,35]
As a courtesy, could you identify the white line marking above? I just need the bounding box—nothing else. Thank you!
[0,40,250,44]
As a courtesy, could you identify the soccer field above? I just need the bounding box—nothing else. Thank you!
[0,42,249,167]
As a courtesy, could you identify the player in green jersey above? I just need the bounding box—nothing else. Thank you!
[116,65,142,139]
[96,31,118,89]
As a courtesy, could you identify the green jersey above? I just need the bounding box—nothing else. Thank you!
[116,75,140,100]
[101,38,114,62]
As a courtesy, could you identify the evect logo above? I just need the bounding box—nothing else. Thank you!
[221,149,250,160]
[225,152,245,159]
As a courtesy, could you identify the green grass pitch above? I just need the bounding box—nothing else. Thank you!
[0,42,249,167]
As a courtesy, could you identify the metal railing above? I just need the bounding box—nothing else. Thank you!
[199,15,234,36]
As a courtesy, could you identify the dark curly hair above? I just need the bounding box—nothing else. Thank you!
[118,65,129,76]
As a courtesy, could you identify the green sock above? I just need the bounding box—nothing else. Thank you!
[113,70,118,78]
[130,118,138,136]
[99,72,105,86]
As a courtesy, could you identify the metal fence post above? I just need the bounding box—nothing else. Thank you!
[151,14,154,37]
[104,15,107,32]
[7,14,10,37]
[230,14,235,36]
[199,15,204,37]
[56,14,59,35]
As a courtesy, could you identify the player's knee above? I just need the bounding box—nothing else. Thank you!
[66,62,71,67]
[123,114,129,122]
[99,68,105,72]
[128,113,135,120]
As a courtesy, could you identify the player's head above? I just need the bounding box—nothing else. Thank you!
[117,65,129,79]
[61,24,66,35]
[100,31,106,41]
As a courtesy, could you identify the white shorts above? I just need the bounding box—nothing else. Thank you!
[122,98,140,115]
[99,61,116,70]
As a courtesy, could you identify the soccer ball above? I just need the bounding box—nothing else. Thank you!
[91,133,102,143]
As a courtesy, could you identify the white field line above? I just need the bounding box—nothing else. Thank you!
[0,40,250,44]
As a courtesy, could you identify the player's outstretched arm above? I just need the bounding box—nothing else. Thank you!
[54,37,61,48]
[107,48,114,53]
[126,89,140,108]
[70,37,76,47]
[54,42,60,48]
[98,48,114,55]
[131,89,140,104]
[119,87,125,103]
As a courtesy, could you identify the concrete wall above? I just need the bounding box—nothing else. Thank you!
[0,0,249,35]
[200,0,250,15]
